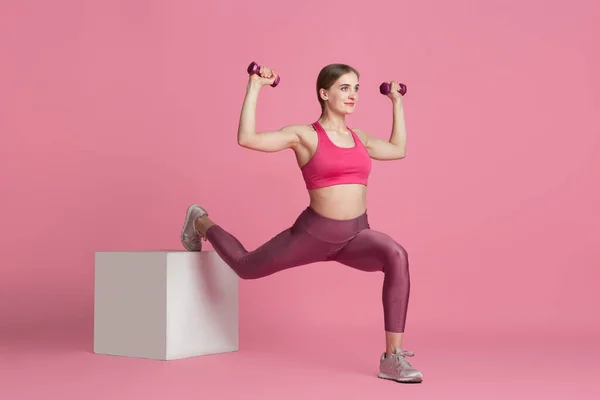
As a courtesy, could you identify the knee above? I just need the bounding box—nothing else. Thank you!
[236,270,260,280]
[384,243,409,275]
[231,260,270,280]
[395,243,409,263]
[222,257,259,280]
[231,264,262,280]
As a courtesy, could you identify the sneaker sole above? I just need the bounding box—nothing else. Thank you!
[378,372,422,383]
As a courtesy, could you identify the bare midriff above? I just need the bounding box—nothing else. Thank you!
[308,184,367,220]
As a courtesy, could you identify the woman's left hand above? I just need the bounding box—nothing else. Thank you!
[385,80,404,103]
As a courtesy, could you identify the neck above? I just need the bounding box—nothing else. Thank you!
[318,109,347,132]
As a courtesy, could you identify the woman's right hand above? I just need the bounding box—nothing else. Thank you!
[249,65,279,87]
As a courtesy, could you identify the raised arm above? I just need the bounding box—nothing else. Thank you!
[354,80,407,160]
[237,66,300,153]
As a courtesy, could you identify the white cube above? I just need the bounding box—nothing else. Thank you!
[94,250,238,360]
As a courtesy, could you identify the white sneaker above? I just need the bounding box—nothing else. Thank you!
[180,204,208,251]
[378,349,423,383]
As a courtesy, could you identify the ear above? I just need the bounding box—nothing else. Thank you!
[320,89,328,101]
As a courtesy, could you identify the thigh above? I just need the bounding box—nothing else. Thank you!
[235,226,331,278]
[333,229,406,273]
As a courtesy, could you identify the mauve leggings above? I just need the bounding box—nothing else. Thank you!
[205,207,410,333]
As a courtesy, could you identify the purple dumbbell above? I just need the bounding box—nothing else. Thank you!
[379,82,407,96]
[247,61,280,87]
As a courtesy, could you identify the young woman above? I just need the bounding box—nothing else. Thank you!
[180,63,422,383]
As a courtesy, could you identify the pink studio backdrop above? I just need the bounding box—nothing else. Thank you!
[1,0,599,346]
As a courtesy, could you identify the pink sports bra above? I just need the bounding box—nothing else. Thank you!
[300,121,372,190]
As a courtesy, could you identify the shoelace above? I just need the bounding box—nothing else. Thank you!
[390,350,415,370]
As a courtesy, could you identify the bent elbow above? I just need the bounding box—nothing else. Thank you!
[237,136,254,148]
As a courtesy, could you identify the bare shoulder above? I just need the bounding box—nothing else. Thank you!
[289,123,315,133]
[281,124,316,139]
[276,124,308,135]
[350,127,369,145]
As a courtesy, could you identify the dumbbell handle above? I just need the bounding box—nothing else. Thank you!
[379,82,407,96]
[247,61,280,87]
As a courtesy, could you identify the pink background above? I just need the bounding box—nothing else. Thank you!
[2,0,599,398]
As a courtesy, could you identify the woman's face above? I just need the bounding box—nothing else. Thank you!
[321,72,359,115]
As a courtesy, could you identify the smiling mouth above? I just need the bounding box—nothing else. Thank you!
[345,103,355,106]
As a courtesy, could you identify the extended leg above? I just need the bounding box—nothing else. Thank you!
[195,214,328,280]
